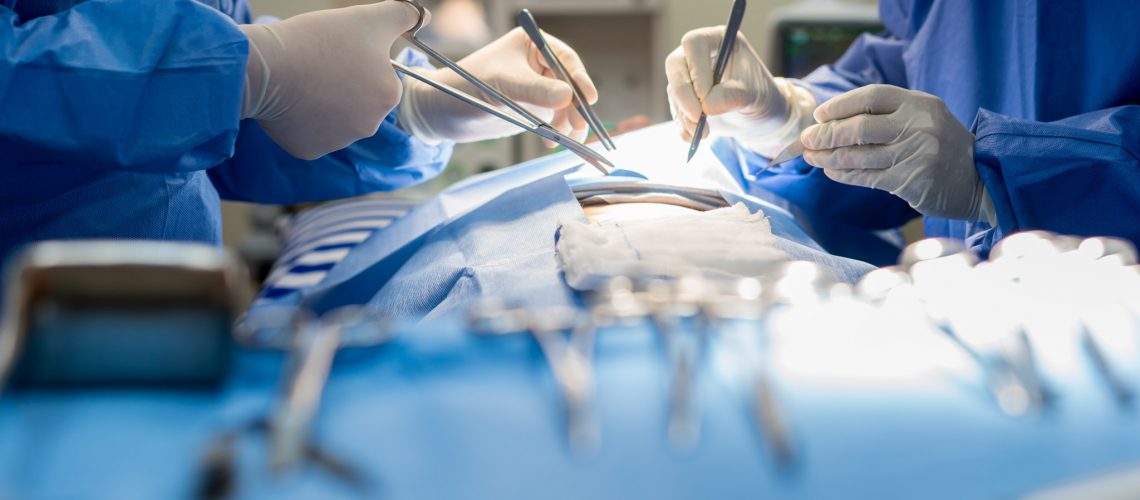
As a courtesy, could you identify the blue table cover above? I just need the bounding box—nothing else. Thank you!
[3,318,1140,499]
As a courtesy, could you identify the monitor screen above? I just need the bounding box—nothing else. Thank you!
[776,21,884,78]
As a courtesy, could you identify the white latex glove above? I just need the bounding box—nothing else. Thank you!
[665,26,817,157]
[398,27,599,145]
[239,2,423,160]
[801,84,996,223]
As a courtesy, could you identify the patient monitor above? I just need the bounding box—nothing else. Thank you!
[767,0,882,78]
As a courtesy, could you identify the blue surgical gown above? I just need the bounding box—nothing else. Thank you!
[744,0,1140,263]
[0,0,453,263]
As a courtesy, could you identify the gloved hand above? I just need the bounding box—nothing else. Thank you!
[664,27,816,156]
[801,84,995,222]
[398,27,599,145]
[239,1,424,160]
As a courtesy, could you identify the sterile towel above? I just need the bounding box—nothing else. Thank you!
[556,203,790,289]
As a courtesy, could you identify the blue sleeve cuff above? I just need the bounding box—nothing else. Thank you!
[972,106,1140,246]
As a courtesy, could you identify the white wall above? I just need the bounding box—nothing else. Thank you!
[666,0,790,69]
[246,0,337,19]
[246,0,875,60]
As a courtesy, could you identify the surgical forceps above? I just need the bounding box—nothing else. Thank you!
[884,239,1051,417]
[467,301,601,455]
[391,0,615,175]
[687,0,747,162]
[642,277,707,453]
[197,309,387,499]
[516,9,616,151]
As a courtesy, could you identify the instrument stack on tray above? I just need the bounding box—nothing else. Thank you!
[6,231,1140,499]
[213,231,1140,498]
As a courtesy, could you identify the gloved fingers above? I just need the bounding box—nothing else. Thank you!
[552,108,588,144]
[821,167,888,191]
[567,106,589,139]
[495,71,574,110]
[371,1,428,37]
[703,81,755,116]
[669,96,705,142]
[679,117,708,142]
[814,84,910,122]
[670,98,690,141]
[551,107,574,135]
[570,114,588,144]
[800,113,905,150]
[680,26,724,100]
[803,144,898,171]
[679,126,703,143]
[541,33,600,105]
[665,50,703,122]
[668,83,703,137]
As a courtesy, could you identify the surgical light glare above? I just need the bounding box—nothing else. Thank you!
[901,238,970,270]
[992,232,1060,262]
[646,278,673,305]
[913,239,947,262]
[603,276,641,318]
[829,283,855,301]
[882,283,921,307]
[775,283,816,305]
[909,253,975,289]
[775,263,823,305]
[607,276,634,293]
[1077,238,1108,261]
[1077,237,1139,266]
[676,274,706,305]
[996,379,1033,417]
[735,278,762,301]
[856,267,910,300]
[782,261,821,283]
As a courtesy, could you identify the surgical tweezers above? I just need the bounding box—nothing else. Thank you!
[687,0,747,163]
[516,9,616,151]
[392,0,614,175]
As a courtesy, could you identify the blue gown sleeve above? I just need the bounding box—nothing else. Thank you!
[208,49,455,204]
[973,106,1140,247]
[0,0,247,173]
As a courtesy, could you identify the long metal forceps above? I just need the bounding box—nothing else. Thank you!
[391,0,614,174]
[516,9,616,152]
[686,0,747,163]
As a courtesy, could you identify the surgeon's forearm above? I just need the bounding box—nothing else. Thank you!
[973,105,1140,246]
[210,116,453,204]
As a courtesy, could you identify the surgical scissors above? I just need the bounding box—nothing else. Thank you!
[391,0,615,175]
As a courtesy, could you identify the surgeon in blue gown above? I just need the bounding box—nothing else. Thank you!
[668,0,1140,265]
[0,0,600,263]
